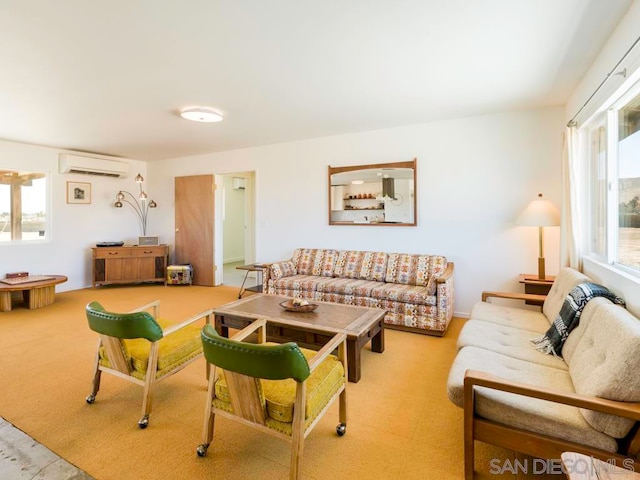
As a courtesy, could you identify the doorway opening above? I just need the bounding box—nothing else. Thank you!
[216,172,256,288]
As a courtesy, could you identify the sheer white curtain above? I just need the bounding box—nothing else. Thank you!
[561,125,583,270]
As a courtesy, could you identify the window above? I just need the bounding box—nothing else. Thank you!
[586,77,640,275]
[0,170,48,242]
[617,93,640,272]
[588,119,607,258]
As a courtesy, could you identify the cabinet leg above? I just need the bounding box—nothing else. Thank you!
[0,292,12,312]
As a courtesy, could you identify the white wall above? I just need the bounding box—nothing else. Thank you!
[149,107,565,316]
[0,139,147,292]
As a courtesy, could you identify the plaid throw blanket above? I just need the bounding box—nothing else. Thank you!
[531,282,625,358]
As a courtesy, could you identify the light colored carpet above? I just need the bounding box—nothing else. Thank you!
[0,285,560,479]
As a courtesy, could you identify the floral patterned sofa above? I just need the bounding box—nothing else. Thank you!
[263,248,455,336]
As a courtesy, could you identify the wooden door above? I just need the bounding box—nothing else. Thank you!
[175,175,215,286]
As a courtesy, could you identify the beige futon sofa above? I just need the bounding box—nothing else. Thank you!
[447,267,640,479]
[263,248,455,335]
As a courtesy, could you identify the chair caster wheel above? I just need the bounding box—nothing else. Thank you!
[196,444,209,457]
[86,394,96,404]
[336,423,346,436]
[138,416,149,429]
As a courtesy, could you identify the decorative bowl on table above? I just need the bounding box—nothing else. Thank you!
[279,299,319,313]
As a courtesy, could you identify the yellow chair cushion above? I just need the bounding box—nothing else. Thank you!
[213,346,345,435]
[98,318,203,380]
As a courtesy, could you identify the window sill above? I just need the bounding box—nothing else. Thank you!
[582,256,640,317]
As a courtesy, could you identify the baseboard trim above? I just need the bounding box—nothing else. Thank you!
[223,257,245,264]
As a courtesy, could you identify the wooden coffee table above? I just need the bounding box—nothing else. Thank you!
[0,275,68,312]
[213,294,386,383]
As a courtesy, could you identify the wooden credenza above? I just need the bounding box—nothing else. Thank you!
[92,245,169,287]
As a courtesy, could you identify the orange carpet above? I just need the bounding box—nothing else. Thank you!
[0,285,560,479]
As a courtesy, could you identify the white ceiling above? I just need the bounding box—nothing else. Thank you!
[0,1,633,161]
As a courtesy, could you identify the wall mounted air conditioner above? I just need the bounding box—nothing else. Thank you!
[232,177,246,190]
[58,153,130,178]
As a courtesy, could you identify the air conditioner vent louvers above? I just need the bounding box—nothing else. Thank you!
[67,168,121,177]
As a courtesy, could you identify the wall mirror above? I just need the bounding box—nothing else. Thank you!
[328,158,416,226]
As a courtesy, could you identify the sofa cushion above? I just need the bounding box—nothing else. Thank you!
[270,260,297,280]
[469,301,549,332]
[456,319,568,370]
[321,292,372,308]
[100,318,202,380]
[316,277,382,297]
[370,283,437,305]
[271,275,334,293]
[384,253,447,290]
[560,296,612,365]
[542,267,591,325]
[334,251,388,281]
[379,300,440,330]
[447,346,617,452]
[569,303,640,438]
[362,251,389,281]
[292,249,337,277]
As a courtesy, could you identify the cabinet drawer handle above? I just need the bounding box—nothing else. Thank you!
[108,252,119,255]
[143,250,153,254]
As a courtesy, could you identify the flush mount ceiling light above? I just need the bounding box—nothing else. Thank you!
[180,107,223,123]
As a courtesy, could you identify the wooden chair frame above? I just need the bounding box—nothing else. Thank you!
[198,318,348,480]
[481,290,547,305]
[87,300,214,428]
[463,369,640,480]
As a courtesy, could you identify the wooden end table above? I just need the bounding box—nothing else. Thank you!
[0,275,68,312]
[519,273,555,306]
[235,263,266,298]
[213,294,386,383]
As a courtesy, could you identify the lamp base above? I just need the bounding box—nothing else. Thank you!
[537,257,546,280]
[521,260,551,282]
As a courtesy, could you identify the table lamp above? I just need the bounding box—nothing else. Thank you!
[516,193,560,280]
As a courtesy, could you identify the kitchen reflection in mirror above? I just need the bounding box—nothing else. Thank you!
[328,158,416,226]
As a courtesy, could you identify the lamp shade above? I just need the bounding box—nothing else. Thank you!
[516,194,560,227]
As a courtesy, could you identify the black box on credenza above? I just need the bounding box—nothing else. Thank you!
[6,272,28,279]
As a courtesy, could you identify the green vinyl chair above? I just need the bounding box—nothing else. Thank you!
[197,318,348,480]
[85,300,213,428]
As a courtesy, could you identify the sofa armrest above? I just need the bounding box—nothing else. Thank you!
[436,262,455,284]
[481,291,547,303]
[463,369,640,420]
[434,262,455,329]
[258,262,273,291]
[264,259,296,294]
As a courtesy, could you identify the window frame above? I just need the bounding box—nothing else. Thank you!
[0,169,51,245]
[584,76,640,278]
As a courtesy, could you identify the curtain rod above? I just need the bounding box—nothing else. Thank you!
[567,35,640,127]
